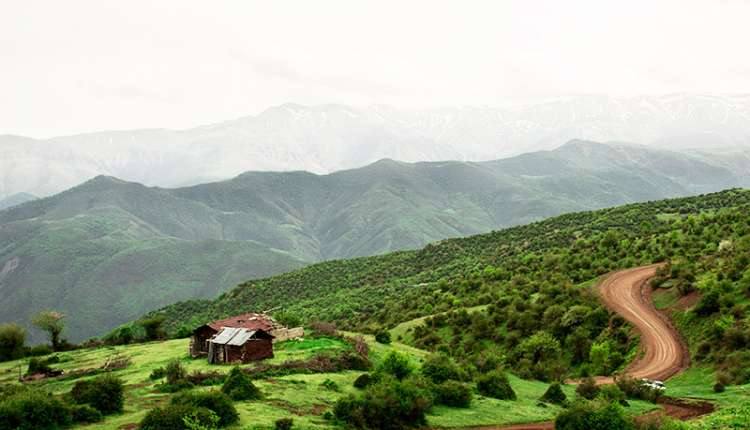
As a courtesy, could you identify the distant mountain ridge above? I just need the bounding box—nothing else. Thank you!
[3,94,750,199]
[0,192,36,210]
[1,140,749,342]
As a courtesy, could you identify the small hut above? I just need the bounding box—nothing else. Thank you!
[190,313,303,360]
[207,327,274,364]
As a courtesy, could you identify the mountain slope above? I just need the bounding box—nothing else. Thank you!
[1,141,748,342]
[3,94,750,199]
[0,192,36,210]
[151,189,750,386]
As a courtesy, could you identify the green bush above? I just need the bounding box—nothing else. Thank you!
[321,378,339,391]
[26,357,53,375]
[353,373,372,389]
[71,404,103,424]
[598,384,626,403]
[150,366,167,380]
[0,323,26,362]
[555,400,633,430]
[275,417,294,430]
[221,367,260,400]
[540,382,567,405]
[421,354,462,384]
[171,391,238,427]
[140,404,218,430]
[615,376,661,403]
[477,370,516,400]
[333,376,433,429]
[71,373,124,415]
[0,388,71,430]
[375,330,392,344]
[434,380,472,408]
[166,359,189,385]
[376,351,414,380]
[576,376,600,400]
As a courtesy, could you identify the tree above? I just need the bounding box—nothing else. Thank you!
[374,330,392,344]
[139,315,166,341]
[0,323,26,361]
[32,310,66,350]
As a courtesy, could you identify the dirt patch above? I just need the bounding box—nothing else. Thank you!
[676,290,700,311]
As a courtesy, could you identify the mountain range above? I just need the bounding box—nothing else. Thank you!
[1,140,749,342]
[3,94,750,200]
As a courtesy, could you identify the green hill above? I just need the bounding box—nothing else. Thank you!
[154,189,750,383]
[1,141,748,342]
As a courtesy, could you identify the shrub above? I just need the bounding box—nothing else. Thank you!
[166,359,189,385]
[377,351,414,380]
[713,382,726,393]
[70,404,103,424]
[0,323,26,362]
[576,376,600,400]
[71,373,125,415]
[150,366,167,380]
[275,417,294,430]
[434,380,472,408]
[555,400,633,430]
[353,373,372,389]
[375,330,392,344]
[139,315,166,340]
[477,370,516,400]
[321,378,339,391]
[334,376,433,429]
[421,354,462,384]
[0,388,71,430]
[615,376,661,403]
[140,404,218,430]
[26,357,53,375]
[598,384,626,403]
[221,367,260,400]
[540,382,567,405]
[171,391,238,427]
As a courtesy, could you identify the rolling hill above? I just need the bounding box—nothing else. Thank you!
[1,141,749,342]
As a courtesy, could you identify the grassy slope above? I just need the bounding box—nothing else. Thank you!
[0,334,657,430]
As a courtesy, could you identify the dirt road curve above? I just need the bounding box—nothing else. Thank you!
[597,264,688,382]
[452,265,694,430]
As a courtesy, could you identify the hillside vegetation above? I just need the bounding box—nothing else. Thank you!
[154,189,750,382]
[2,141,749,342]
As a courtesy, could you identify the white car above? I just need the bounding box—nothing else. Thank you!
[641,378,666,391]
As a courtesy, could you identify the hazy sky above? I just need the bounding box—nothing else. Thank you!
[2,0,750,137]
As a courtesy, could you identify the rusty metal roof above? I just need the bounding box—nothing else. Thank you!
[206,313,276,332]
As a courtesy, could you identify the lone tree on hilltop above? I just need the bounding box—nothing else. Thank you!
[32,310,66,350]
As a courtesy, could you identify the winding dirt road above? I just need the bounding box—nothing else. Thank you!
[596,264,688,382]
[454,265,694,430]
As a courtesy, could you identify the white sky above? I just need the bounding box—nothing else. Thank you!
[2,0,750,138]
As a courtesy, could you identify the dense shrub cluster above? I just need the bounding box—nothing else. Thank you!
[555,400,633,430]
[540,382,567,405]
[222,367,261,400]
[476,370,516,400]
[334,376,433,430]
[71,374,125,415]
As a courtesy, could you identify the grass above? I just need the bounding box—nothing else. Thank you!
[0,335,714,430]
[652,287,681,310]
[664,367,750,429]
[388,304,489,345]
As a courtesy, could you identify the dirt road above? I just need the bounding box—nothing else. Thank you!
[597,264,688,382]
[452,265,695,430]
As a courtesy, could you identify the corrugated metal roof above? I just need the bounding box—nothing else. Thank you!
[209,327,259,346]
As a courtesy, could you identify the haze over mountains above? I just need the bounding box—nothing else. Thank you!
[3,94,750,200]
[1,140,749,342]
